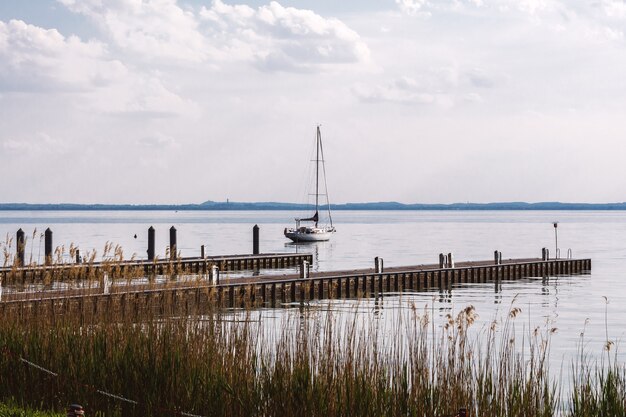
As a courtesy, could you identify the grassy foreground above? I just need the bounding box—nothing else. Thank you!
[0,402,63,417]
[0,299,625,417]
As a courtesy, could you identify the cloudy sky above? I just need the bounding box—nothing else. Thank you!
[1,0,625,204]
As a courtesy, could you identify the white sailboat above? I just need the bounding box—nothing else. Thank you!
[284,126,336,242]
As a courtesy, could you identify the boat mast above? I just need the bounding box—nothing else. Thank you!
[315,125,320,227]
[319,132,333,228]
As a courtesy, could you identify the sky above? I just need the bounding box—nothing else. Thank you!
[1,0,626,205]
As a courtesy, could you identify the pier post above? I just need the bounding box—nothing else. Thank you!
[147,226,155,261]
[169,226,177,260]
[300,260,309,279]
[210,265,219,285]
[494,250,502,265]
[542,248,549,261]
[253,225,259,255]
[447,252,454,268]
[44,228,53,265]
[439,253,445,268]
[75,249,81,264]
[375,257,384,273]
[16,228,25,266]
[103,272,111,294]
[201,245,205,259]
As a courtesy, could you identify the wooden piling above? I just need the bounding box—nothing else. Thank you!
[169,226,177,260]
[253,225,259,255]
[44,228,52,265]
[16,229,25,266]
[148,227,155,261]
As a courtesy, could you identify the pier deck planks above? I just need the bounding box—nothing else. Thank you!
[0,258,591,319]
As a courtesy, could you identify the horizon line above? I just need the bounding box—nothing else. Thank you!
[1,201,626,211]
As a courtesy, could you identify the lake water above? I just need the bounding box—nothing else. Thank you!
[1,210,625,367]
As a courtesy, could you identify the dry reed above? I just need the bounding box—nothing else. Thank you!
[1,295,600,417]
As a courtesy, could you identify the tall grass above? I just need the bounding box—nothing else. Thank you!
[0,402,64,417]
[0,297,595,417]
[569,302,626,416]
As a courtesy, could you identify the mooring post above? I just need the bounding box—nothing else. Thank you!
[16,228,25,266]
[494,250,501,265]
[439,253,445,268]
[210,265,219,285]
[300,260,309,279]
[103,272,111,294]
[147,226,155,261]
[253,224,259,255]
[44,228,53,265]
[448,252,454,268]
[201,244,205,259]
[169,226,177,260]
[75,249,81,264]
[375,257,384,273]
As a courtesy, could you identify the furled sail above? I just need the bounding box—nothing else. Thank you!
[301,211,319,223]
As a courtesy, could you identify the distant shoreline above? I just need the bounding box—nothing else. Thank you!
[1,202,626,211]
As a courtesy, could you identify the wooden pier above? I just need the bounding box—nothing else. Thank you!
[0,257,591,320]
[0,252,312,284]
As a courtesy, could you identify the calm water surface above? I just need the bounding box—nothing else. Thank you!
[1,210,625,366]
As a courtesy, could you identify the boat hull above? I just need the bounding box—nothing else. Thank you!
[284,228,334,242]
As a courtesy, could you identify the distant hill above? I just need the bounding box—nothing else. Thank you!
[1,201,626,211]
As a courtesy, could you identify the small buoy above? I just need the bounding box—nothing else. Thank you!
[134,234,137,239]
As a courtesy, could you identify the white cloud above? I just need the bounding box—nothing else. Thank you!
[58,0,210,62]
[200,0,370,71]
[395,0,430,17]
[91,74,198,117]
[516,0,550,15]
[1,132,67,154]
[0,19,124,92]
[0,19,196,117]
[601,0,626,19]
[394,0,560,18]
[138,133,180,148]
[57,0,370,72]
[352,66,495,107]
[353,79,436,105]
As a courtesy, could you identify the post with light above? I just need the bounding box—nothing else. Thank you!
[553,222,558,260]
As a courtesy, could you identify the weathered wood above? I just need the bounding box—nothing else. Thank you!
[16,229,25,266]
[1,252,314,285]
[1,258,592,321]
[44,228,53,265]
[169,226,177,260]
[148,226,155,261]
